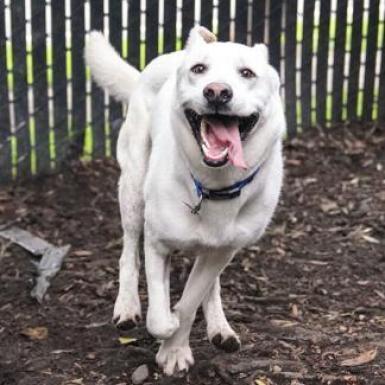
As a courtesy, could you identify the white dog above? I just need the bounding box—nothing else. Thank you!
[85,26,285,376]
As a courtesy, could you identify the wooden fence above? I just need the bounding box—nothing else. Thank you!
[0,0,385,182]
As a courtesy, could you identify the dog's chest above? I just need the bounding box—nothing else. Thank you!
[146,194,264,251]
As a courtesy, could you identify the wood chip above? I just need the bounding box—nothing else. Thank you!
[132,364,149,385]
[340,347,377,367]
[21,326,48,340]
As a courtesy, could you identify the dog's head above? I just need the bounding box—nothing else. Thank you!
[175,27,282,170]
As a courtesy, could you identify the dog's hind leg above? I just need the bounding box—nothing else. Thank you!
[112,174,143,329]
[113,94,151,329]
[202,277,240,352]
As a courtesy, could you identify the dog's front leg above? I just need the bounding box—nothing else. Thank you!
[145,238,180,340]
[203,277,240,352]
[156,250,234,375]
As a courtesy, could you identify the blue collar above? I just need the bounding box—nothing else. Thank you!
[186,166,261,214]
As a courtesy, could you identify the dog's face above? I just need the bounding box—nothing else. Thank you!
[175,27,281,170]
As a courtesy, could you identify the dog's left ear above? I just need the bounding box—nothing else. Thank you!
[253,44,269,63]
[185,26,217,50]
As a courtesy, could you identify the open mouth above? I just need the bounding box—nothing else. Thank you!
[185,109,259,168]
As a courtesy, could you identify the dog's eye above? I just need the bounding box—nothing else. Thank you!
[191,64,207,74]
[240,68,256,79]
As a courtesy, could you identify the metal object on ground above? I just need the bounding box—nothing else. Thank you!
[0,226,70,303]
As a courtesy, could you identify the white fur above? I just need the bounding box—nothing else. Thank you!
[85,27,285,376]
[85,31,140,102]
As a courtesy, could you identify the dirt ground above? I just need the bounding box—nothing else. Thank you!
[0,124,384,385]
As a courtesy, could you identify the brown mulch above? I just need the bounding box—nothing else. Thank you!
[0,123,384,385]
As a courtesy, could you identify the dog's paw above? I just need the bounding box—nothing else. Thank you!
[113,293,141,330]
[156,343,194,376]
[146,310,180,340]
[208,326,240,352]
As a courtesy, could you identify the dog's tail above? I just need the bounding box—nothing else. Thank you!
[84,31,140,103]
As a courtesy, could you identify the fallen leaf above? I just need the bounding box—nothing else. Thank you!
[270,319,298,328]
[255,380,267,385]
[255,377,274,385]
[118,336,138,345]
[21,326,48,340]
[320,199,338,213]
[361,234,380,244]
[67,379,84,385]
[72,250,92,257]
[340,347,377,367]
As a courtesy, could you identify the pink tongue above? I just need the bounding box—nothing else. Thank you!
[206,120,248,169]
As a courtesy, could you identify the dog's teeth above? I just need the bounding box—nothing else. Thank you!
[201,121,210,148]
[219,147,228,157]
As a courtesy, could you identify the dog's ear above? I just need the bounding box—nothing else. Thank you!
[253,43,269,63]
[185,26,217,50]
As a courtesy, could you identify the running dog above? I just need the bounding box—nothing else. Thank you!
[85,26,285,375]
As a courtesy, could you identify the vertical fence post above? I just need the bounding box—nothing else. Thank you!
[182,0,195,45]
[0,1,12,182]
[251,0,266,44]
[52,0,68,165]
[31,1,50,173]
[109,1,123,157]
[218,0,230,41]
[71,1,86,157]
[363,0,380,121]
[164,1,177,53]
[301,0,315,130]
[11,1,31,178]
[235,0,248,44]
[128,0,141,69]
[90,0,105,158]
[316,0,331,126]
[332,0,348,123]
[347,0,363,121]
[378,5,385,122]
[146,0,159,64]
[268,1,282,72]
[200,0,213,31]
[284,0,297,137]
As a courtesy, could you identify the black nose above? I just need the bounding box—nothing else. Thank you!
[203,82,233,106]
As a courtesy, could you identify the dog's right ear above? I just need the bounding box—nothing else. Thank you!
[185,26,217,50]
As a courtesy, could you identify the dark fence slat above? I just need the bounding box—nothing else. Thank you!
[362,0,380,121]
[10,1,31,177]
[284,0,297,137]
[347,0,363,121]
[218,0,230,41]
[146,0,159,64]
[300,0,315,129]
[235,0,248,44]
[163,1,177,53]
[0,1,12,182]
[128,0,141,69]
[90,0,105,158]
[316,0,331,126]
[378,6,385,122]
[31,1,50,173]
[252,0,266,44]
[71,1,86,156]
[332,0,348,122]
[182,0,195,45]
[200,0,213,31]
[268,1,282,72]
[109,1,123,157]
[52,0,68,165]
